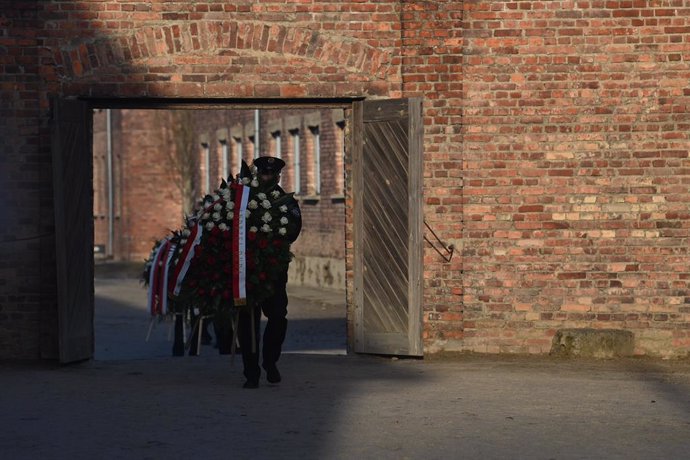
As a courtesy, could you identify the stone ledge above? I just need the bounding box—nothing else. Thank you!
[550,328,635,359]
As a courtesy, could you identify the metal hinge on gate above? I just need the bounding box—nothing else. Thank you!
[423,220,454,262]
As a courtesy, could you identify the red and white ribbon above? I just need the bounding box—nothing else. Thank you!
[170,222,203,296]
[231,184,250,306]
[160,242,176,315]
[148,238,171,316]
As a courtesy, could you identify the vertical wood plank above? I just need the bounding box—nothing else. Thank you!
[407,98,424,356]
[352,100,365,352]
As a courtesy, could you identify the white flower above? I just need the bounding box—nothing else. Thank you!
[251,179,259,187]
[228,213,234,220]
[257,193,267,200]
[280,217,288,225]
[249,226,258,233]
[245,210,251,218]
[278,227,287,236]
[174,258,180,265]
[248,200,258,209]
[212,212,221,221]
[212,194,220,201]
[205,222,215,231]
[261,212,272,223]
[225,201,235,210]
[261,200,271,209]
[220,188,230,197]
[213,203,222,211]
[271,190,281,199]
[218,223,228,231]
[202,212,210,220]
[242,177,250,185]
[182,229,191,237]
[261,224,271,233]
[180,238,188,245]
[279,205,288,213]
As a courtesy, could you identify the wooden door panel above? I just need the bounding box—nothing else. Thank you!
[353,98,423,356]
[51,98,94,363]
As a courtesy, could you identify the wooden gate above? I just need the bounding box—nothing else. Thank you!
[352,98,424,356]
[51,98,94,363]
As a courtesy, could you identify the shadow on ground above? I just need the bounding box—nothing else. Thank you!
[94,278,347,360]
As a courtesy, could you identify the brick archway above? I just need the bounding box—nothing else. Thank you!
[54,21,393,79]
[50,21,395,100]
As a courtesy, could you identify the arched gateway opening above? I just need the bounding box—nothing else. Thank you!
[51,97,423,364]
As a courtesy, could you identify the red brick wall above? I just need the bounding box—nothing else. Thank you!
[3,0,690,359]
[93,110,184,261]
[401,0,466,347]
[0,1,51,359]
[461,1,690,355]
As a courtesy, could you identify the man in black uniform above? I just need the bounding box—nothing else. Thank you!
[239,156,302,389]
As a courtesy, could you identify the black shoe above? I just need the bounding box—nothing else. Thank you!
[243,379,259,389]
[263,363,281,384]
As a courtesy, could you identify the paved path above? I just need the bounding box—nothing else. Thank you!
[94,278,347,360]
[3,278,690,459]
[3,354,690,459]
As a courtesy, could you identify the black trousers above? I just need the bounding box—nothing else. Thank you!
[239,273,289,381]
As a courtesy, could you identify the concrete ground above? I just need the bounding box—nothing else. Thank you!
[2,275,690,459]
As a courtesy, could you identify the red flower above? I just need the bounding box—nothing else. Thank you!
[207,236,218,246]
[248,232,257,242]
[273,239,283,248]
[258,238,269,249]
[223,265,231,274]
[198,288,206,296]
[206,255,217,265]
[213,273,221,281]
[211,226,221,236]
[224,240,233,251]
[259,272,267,281]
[188,279,197,287]
[222,290,231,300]
[247,258,256,269]
[269,258,278,266]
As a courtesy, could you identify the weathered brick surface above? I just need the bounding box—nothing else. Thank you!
[93,109,184,261]
[1,0,689,359]
[461,0,690,356]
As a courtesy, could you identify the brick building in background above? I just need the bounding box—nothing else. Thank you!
[92,108,346,289]
[2,1,690,359]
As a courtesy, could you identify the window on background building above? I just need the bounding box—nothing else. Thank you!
[335,121,345,195]
[271,130,282,159]
[248,135,256,161]
[219,139,229,180]
[201,141,210,194]
[307,126,321,195]
[271,130,283,185]
[290,128,301,195]
[233,136,243,176]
